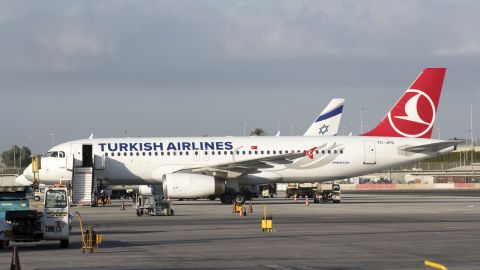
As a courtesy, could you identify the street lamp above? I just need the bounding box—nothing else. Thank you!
[50,133,55,148]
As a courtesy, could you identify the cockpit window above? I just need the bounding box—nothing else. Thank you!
[44,152,53,157]
[50,151,58,158]
[59,151,65,158]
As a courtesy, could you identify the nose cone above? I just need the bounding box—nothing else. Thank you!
[15,174,33,186]
[22,164,34,181]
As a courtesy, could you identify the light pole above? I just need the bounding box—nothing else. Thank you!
[437,127,441,139]
[243,123,248,136]
[50,133,55,148]
[360,107,365,134]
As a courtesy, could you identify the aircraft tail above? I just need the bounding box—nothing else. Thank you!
[304,98,345,136]
[362,68,446,138]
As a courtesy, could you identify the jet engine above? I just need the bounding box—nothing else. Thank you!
[163,173,225,198]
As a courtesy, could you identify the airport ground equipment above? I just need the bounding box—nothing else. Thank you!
[0,185,72,248]
[0,185,30,248]
[314,183,341,203]
[134,194,174,216]
[75,212,103,253]
[261,205,273,232]
[285,183,317,198]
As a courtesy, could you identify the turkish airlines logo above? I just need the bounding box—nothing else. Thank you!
[387,89,436,138]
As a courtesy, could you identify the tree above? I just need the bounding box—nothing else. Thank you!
[1,145,31,168]
[250,127,266,136]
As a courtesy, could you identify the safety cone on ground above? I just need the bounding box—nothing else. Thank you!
[305,197,309,207]
[10,245,21,270]
[239,206,244,217]
[120,200,126,211]
[248,199,253,213]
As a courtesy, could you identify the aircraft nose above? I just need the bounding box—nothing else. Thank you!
[15,174,32,186]
[22,164,34,181]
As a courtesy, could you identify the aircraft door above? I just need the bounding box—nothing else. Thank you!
[82,145,93,167]
[363,140,376,164]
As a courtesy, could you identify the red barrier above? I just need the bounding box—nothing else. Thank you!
[355,184,395,190]
[453,183,475,189]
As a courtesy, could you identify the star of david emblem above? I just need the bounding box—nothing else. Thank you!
[318,124,329,135]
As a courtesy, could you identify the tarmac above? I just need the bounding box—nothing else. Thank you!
[1,191,479,270]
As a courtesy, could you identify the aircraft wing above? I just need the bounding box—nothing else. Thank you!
[175,151,307,177]
[401,140,461,153]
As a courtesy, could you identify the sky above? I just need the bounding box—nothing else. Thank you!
[0,0,479,154]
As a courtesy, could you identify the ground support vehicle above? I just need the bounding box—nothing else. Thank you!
[285,183,317,198]
[134,194,174,216]
[314,183,341,203]
[0,185,72,248]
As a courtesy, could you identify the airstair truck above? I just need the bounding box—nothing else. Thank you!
[0,185,71,248]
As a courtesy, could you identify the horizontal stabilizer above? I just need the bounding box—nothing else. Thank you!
[401,140,461,153]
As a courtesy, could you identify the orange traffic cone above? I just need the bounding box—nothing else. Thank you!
[305,197,309,207]
[10,246,21,270]
[248,200,253,213]
[239,206,244,217]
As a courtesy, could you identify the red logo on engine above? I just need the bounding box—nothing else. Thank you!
[387,89,436,138]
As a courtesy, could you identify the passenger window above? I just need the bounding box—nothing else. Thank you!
[236,151,239,155]
[136,152,140,156]
[218,151,222,155]
[186,152,189,156]
[212,151,215,155]
[179,152,183,156]
[205,151,208,155]
[334,150,337,154]
[130,152,133,156]
[328,150,331,154]
[315,150,319,154]
[105,153,109,157]
[267,151,270,154]
[111,153,115,157]
[255,151,258,155]
[124,152,127,156]
[155,152,158,156]
[261,151,264,154]
[322,150,325,154]
[340,150,343,154]
[242,151,246,155]
[224,151,228,155]
[248,151,252,155]
[230,151,233,155]
[167,152,171,156]
[161,152,164,156]
[274,151,277,154]
[173,152,176,156]
[195,151,198,155]
[142,152,145,156]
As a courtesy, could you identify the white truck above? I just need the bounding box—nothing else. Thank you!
[314,183,341,203]
[0,185,72,248]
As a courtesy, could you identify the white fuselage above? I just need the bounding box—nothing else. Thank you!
[24,136,451,186]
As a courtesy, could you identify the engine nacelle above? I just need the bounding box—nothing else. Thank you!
[138,185,153,196]
[163,173,225,198]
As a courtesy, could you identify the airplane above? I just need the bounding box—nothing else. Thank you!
[18,68,458,204]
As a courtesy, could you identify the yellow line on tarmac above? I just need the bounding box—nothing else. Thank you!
[424,260,448,270]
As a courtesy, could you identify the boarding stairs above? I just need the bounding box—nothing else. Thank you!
[72,167,94,206]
